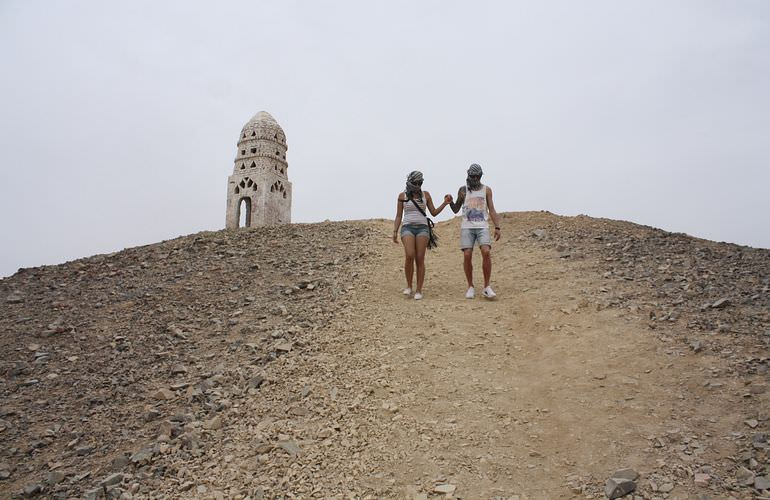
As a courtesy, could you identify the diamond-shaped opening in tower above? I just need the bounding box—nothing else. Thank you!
[273,133,277,139]
[235,186,240,194]
[250,161,256,168]
[270,185,275,192]
[242,133,246,138]
[279,185,284,192]
[240,180,246,188]
[280,168,284,174]
[251,131,256,137]
[247,179,253,187]
[283,191,287,199]
[252,183,258,192]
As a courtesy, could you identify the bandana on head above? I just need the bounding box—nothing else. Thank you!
[466,163,483,190]
[405,170,424,199]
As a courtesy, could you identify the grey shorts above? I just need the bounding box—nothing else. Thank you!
[401,224,430,238]
[460,227,491,249]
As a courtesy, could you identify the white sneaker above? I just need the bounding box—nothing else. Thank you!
[465,287,475,299]
[482,286,497,299]
[414,292,423,300]
[403,287,412,296]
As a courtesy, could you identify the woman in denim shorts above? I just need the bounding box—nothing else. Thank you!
[393,171,452,300]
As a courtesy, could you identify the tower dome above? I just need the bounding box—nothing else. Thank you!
[233,110,288,170]
[226,111,292,228]
[239,111,286,145]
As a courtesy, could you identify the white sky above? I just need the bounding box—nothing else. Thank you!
[1,1,769,277]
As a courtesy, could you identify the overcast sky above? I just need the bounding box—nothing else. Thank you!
[1,1,768,278]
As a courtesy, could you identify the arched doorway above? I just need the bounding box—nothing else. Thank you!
[237,197,252,228]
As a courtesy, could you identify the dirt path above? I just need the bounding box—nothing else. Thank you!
[318,217,750,499]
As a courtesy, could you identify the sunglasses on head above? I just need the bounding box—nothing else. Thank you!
[469,174,481,179]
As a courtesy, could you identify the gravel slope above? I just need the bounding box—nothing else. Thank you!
[0,212,767,499]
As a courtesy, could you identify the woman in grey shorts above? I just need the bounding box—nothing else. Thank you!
[393,171,451,300]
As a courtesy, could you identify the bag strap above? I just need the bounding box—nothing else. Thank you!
[410,198,427,217]
[410,199,434,228]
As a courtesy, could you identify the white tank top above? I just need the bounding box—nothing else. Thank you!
[461,184,488,229]
[402,193,428,226]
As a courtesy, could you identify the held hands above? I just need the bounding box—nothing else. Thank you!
[444,194,453,204]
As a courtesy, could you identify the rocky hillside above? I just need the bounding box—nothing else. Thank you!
[0,222,376,498]
[526,213,769,372]
[0,212,768,499]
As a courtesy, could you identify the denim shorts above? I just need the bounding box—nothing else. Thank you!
[460,227,491,249]
[401,224,430,238]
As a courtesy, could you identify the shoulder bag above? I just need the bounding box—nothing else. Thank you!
[410,198,439,249]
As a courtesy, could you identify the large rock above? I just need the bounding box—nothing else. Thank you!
[605,477,636,499]
[611,468,639,481]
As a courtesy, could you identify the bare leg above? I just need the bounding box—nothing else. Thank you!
[463,248,474,288]
[414,235,429,293]
[481,245,492,287]
[402,234,416,290]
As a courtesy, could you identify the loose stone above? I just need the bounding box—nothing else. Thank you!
[433,484,457,494]
[711,297,730,308]
[611,468,639,481]
[129,447,154,465]
[694,473,710,486]
[151,388,175,400]
[203,416,223,430]
[46,471,65,485]
[23,483,42,496]
[100,473,124,487]
[277,440,301,456]
[605,477,636,499]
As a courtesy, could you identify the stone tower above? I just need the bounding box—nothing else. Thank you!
[225,111,292,228]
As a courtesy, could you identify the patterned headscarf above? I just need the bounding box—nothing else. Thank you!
[466,163,483,190]
[405,170,424,199]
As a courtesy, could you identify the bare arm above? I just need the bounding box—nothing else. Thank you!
[393,193,405,243]
[424,191,449,217]
[449,186,466,213]
[486,186,501,241]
